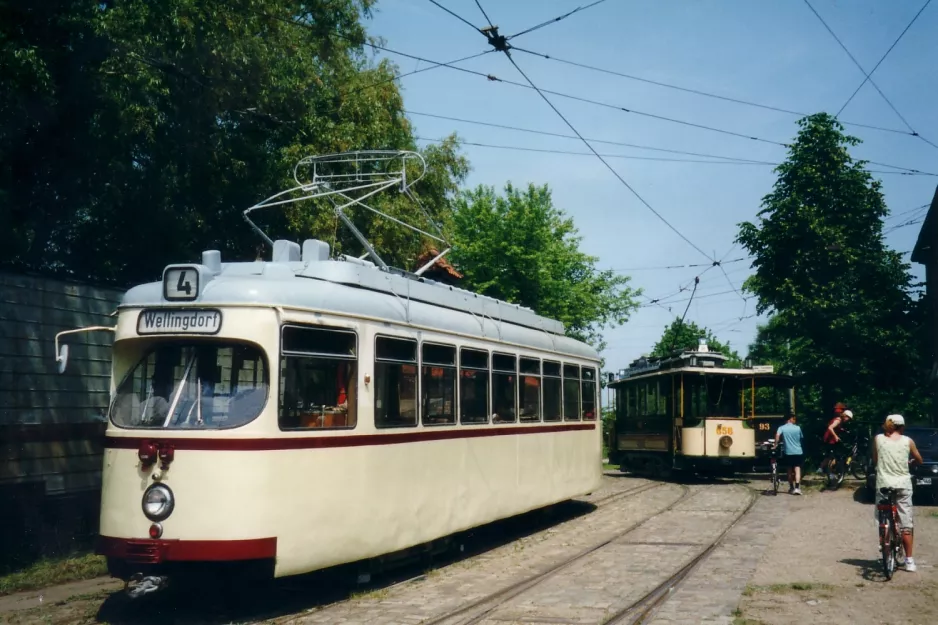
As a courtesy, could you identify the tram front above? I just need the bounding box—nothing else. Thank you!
[57,253,283,595]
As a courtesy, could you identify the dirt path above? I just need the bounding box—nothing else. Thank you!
[737,483,938,625]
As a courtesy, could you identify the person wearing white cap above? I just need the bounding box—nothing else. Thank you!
[873,414,923,572]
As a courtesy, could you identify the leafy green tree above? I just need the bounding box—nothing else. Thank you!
[650,318,742,367]
[1,0,464,284]
[448,182,639,349]
[736,113,921,418]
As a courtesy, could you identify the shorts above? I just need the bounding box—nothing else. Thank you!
[782,454,803,469]
[875,488,913,530]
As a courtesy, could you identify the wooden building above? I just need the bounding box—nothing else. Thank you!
[911,185,938,425]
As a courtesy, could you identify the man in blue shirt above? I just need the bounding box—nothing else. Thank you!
[775,413,805,495]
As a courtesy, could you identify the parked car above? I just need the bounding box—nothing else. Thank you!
[866,427,938,501]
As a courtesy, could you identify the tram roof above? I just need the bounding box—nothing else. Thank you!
[119,239,599,360]
[607,367,794,386]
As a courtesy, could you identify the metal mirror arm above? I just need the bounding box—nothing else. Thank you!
[54,326,116,374]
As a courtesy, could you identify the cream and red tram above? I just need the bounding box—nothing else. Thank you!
[55,152,602,592]
[607,343,795,476]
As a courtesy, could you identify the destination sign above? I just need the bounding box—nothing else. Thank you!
[137,309,222,335]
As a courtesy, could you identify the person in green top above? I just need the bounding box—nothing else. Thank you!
[873,414,924,572]
[775,413,805,495]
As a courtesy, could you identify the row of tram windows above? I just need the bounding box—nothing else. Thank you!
[616,374,793,425]
[278,325,598,430]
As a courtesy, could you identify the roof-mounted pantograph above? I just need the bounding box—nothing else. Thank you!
[242,150,450,275]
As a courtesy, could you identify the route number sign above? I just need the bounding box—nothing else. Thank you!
[164,266,199,301]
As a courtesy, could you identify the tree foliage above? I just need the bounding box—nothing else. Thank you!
[737,113,927,421]
[1,0,465,284]
[650,318,742,367]
[448,183,639,349]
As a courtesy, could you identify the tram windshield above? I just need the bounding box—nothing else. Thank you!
[110,341,269,429]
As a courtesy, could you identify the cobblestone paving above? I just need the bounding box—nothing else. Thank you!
[274,479,684,625]
[646,488,792,625]
[274,480,760,625]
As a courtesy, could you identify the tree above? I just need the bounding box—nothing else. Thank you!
[1,0,465,284]
[448,182,639,349]
[736,113,919,417]
[650,318,742,367]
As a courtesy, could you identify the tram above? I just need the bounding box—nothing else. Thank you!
[54,151,602,594]
[607,342,795,477]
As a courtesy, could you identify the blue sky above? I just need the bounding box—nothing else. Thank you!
[364,0,938,374]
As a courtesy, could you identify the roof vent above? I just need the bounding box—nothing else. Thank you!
[698,339,709,352]
[302,239,330,262]
[272,240,301,263]
[202,250,221,274]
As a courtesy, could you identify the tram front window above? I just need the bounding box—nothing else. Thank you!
[683,375,745,422]
[110,341,269,429]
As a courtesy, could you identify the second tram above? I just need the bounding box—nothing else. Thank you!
[607,342,795,476]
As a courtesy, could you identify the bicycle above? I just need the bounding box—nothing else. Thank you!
[825,435,868,488]
[877,487,905,580]
[759,440,782,495]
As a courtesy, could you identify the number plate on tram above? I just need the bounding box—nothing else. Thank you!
[137,309,222,335]
[916,477,932,486]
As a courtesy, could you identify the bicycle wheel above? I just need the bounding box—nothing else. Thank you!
[881,513,895,580]
[851,455,869,481]
[772,463,780,494]
[833,457,847,487]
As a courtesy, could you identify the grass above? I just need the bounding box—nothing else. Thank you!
[348,587,390,602]
[0,554,108,597]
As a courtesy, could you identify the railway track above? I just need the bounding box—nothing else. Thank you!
[420,485,757,625]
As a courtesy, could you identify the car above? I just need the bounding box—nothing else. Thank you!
[866,426,938,501]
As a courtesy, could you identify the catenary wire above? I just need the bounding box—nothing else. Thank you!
[418,136,934,176]
[803,0,938,151]
[508,0,612,40]
[837,0,933,116]
[416,136,777,165]
[510,46,910,136]
[500,50,713,260]
[344,50,493,97]
[426,0,484,34]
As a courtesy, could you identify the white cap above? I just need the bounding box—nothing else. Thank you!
[843,409,853,418]
[886,414,905,426]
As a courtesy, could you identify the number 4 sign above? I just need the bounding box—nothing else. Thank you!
[164,267,199,301]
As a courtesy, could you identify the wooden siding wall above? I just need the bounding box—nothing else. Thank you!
[0,273,123,566]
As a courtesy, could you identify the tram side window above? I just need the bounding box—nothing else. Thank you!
[520,357,541,422]
[581,367,597,420]
[279,326,357,430]
[492,353,517,423]
[542,361,562,422]
[422,343,456,426]
[375,336,418,428]
[460,348,489,424]
[563,364,581,421]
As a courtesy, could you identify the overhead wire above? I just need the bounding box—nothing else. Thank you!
[837,0,933,116]
[510,46,910,136]
[803,0,938,151]
[429,0,714,261]
[344,50,493,97]
[426,0,484,34]
[507,0,612,40]
[415,136,777,165]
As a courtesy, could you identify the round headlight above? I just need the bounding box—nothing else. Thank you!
[719,435,733,449]
[142,484,174,522]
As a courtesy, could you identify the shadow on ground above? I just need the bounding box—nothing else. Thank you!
[91,498,604,624]
[840,558,889,583]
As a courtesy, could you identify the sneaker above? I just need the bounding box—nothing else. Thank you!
[788,485,795,494]
[793,487,802,495]
[905,559,917,572]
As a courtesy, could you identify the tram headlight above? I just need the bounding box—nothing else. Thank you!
[142,484,174,522]
[719,435,733,449]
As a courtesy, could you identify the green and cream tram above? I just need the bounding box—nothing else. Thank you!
[608,342,795,476]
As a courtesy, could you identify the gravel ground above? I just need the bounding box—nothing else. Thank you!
[737,482,938,625]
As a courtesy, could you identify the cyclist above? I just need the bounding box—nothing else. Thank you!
[775,412,804,495]
[873,414,923,572]
[820,403,853,477]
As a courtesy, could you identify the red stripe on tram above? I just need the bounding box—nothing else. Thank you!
[104,422,596,451]
[97,536,277,563]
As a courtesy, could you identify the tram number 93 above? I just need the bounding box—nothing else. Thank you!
[758,423,771,431]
